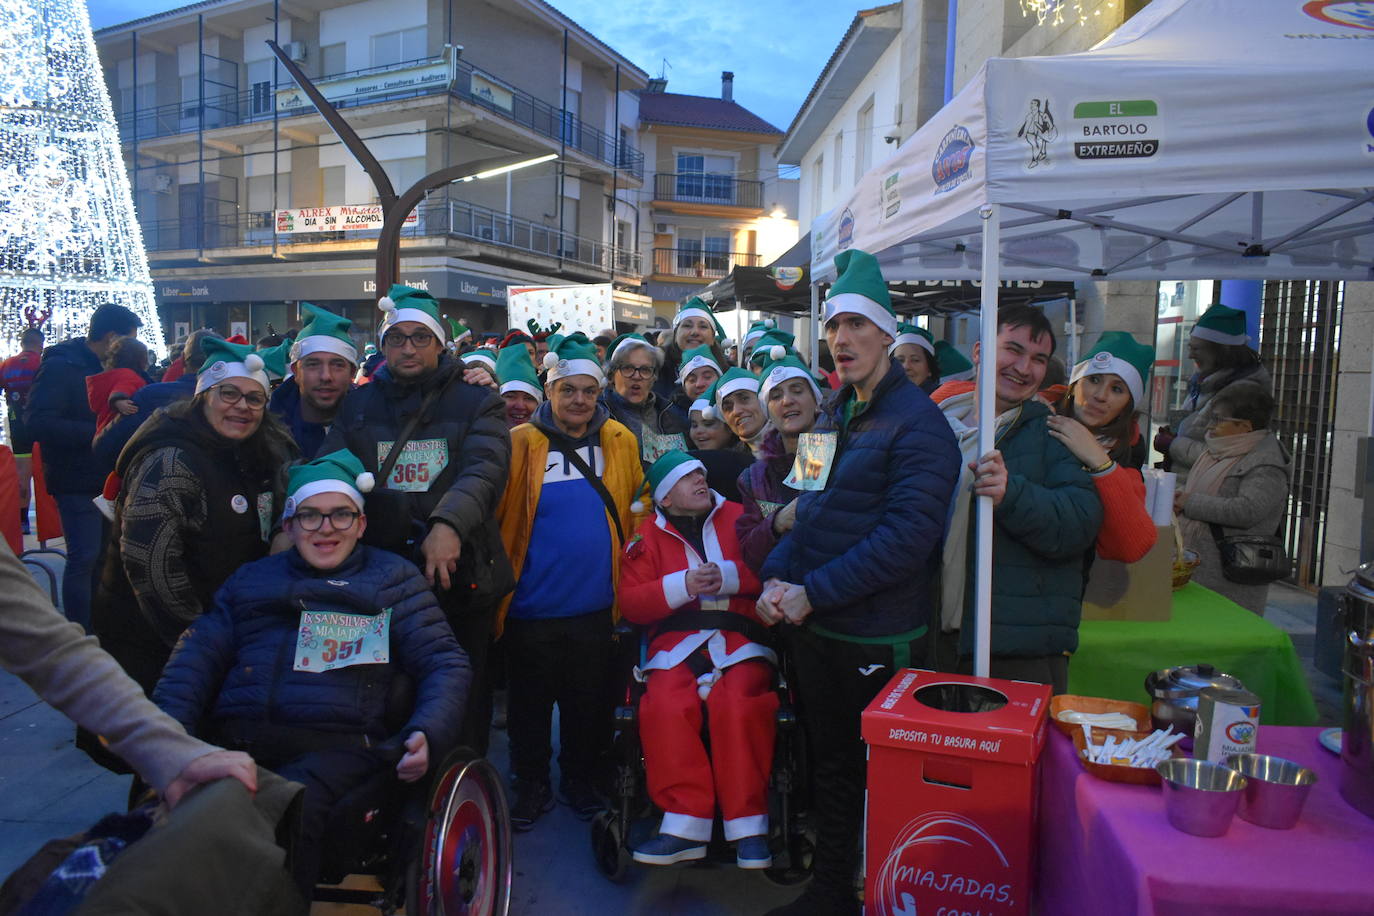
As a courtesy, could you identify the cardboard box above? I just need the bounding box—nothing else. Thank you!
[862,670,1052,916]
[1081,524,1174,621]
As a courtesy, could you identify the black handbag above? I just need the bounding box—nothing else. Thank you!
[1208,523,1291,585]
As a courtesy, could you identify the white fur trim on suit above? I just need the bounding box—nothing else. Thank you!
[659,812,713,843]
[824,291,898,337]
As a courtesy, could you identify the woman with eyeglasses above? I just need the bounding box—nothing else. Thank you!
[602,333,688,458]
[91,337,298,702]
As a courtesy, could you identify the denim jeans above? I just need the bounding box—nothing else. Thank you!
[53,493,105,632]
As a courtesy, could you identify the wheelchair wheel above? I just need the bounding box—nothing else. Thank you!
[407,756,512,916]
[762,832,814,887]
[589,810,631,883]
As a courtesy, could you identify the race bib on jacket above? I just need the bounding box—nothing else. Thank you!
[640,430,686,463]
[785,432,837,491]
[378,438,449,492]
[294,608,391,673]
[756,499,786,518]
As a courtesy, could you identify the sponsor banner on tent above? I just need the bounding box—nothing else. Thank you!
[506,284,615,337]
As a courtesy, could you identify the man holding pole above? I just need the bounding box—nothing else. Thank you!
[757,249,960,916]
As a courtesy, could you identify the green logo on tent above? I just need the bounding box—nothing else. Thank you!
[1073,100,1158,118]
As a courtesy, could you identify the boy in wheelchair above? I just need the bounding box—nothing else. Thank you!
[152,449,471,897]
[618,450,777,869]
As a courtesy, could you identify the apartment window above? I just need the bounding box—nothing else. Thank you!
[675,228,730,276]
[371,27,426,69]
[856,99,874,180]
[247,60,273,116]
[676,153,734,203]
[832,132,843,190]
[381,157,426,197]
[320,43,346,77]
[811,154,824,218]
[561,197,581,257]
[618,126,634,168]
[560,89,582,148]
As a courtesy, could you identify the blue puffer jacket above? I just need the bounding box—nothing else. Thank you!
[153,545,470,758]
[762,361,961,637]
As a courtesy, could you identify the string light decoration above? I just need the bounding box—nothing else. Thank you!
[0,0,163,361]
[1018,0,1091,27]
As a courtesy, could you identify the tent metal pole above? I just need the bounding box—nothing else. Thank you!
[809,282,820,373]
[974,204,1000,679]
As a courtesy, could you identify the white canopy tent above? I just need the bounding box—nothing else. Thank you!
[808,0,1374,676]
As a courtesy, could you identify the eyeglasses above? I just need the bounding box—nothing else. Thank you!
[212,384,267,410]
[292,507,360,531]
[382,329,437,349]
[1207,416,1245,429]
[617,364,654,379]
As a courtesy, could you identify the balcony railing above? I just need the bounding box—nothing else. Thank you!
[653,247,761,280]
[112,56,643,177]
[139,195,642,277]
[653,172,764,209]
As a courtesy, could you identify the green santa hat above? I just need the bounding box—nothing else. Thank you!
[824,248,897,337]
[497,344,543,402]
[748,328,799,368]
[283,448,375,519]
[542,332,604,384]
[889,322,935,357]
[255,338,293,382]
[676,344,723,385]
[698,367,759,420]
[935,340,974,381]
[1190,303,1250,347]
[758,353,823,407]
[197,337,270,395]
[463,349,497,374]
[607,332,657,364]
[446,315,473,345]
[378,284,446,344]
[673,297,727,341]
[742,318,778,351]
[645,449,707,504]
[1070,330,1155,407]
[291,303,358,366]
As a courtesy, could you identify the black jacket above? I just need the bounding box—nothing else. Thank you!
[24,337,104,494]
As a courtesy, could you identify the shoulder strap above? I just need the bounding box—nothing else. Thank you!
[545,428,625,545]
[378,368,462,485]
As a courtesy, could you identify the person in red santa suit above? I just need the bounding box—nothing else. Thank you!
[618,450,777,870]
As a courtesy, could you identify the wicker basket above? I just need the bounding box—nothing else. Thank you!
[1171,522,1200,590]
[1050,695,1152,738]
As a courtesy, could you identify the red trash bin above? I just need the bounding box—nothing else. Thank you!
[862,670,1051,916]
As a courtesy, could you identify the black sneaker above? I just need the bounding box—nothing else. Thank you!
[509,781,554,832]
[557,778,602,820]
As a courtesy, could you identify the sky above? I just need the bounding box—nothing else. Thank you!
[85,0,862,138]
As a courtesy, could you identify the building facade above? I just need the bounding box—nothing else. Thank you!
[96,0,652,348]
[636,73,798,329]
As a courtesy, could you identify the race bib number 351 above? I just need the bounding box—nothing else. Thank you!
[294,608,392,673]
[378,438,449,492]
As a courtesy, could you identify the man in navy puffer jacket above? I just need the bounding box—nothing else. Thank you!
[758,250,960,916]
[154,449,470,897]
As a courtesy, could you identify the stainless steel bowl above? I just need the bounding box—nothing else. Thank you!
[1225,753,1318,830]
[1156,758,1248,837]
[1144,664,1247,737]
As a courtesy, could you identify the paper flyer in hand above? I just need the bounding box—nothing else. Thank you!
[785,432,837,491]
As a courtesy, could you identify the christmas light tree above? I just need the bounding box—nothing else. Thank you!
[0,0,163,360]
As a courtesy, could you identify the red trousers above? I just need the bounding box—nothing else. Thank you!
[639,659,778,841]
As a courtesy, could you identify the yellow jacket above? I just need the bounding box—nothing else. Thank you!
[494,417,645,635]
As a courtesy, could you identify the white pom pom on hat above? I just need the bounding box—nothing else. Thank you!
[378,296,396,312]
[542,351,559,371]
[633,497,650,514]
[764,318,776,329]
[701,404,715,420]
[769,345,785,361]
[356,472,375,494]
[244,353,265,372]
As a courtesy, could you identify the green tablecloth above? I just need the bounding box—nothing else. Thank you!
[1068,582,1318,725]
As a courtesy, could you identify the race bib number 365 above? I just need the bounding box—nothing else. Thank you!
[378,438,449,492]
[294,608,391,673]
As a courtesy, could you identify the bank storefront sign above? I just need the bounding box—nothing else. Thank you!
[276,50,454,113]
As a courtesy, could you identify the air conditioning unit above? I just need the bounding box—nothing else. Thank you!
[285,41,308,62]
[476,225,499,242]
[654,222,672,234]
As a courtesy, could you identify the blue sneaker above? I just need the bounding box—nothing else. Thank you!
[735,834,772,869]
[632,832,708,866]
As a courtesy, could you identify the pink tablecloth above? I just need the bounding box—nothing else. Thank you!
[1036,726,1373,916]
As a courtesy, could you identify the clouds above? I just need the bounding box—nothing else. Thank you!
[86,0,856,133]
[554,0,854,131]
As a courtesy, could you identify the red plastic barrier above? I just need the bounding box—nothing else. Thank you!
[0,445,20,555]
[29,442,63,543]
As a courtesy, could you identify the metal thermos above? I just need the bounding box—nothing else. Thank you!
[1339,564,1374,820]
